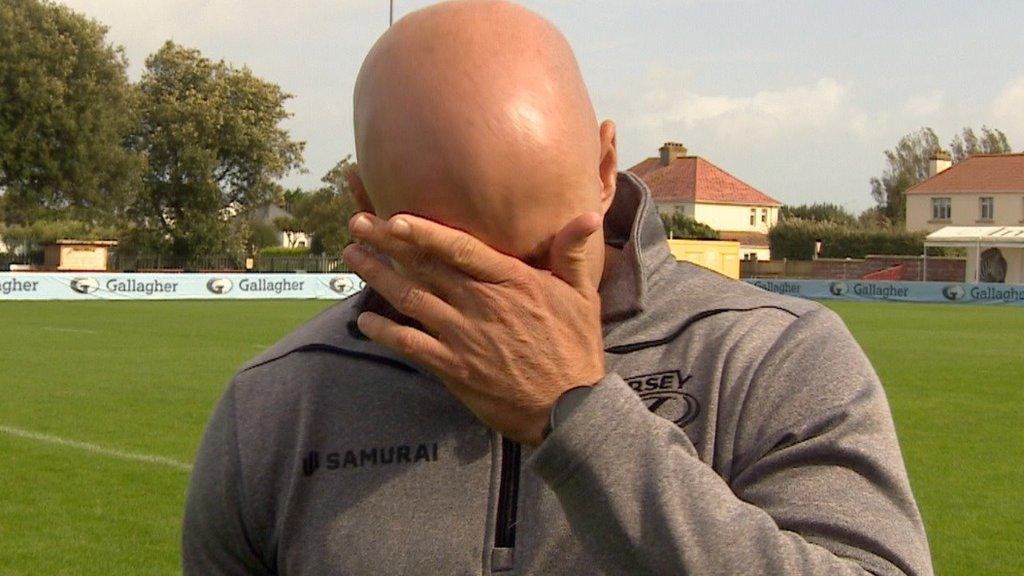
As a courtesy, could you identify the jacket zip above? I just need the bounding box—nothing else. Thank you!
[494,437,521,549]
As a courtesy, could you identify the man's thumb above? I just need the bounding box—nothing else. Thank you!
[550,212,603,291]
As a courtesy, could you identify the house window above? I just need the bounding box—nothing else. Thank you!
[761,209,768,224]
[750,208,756,226]
[932,197,951,220]
[979,197,994,221]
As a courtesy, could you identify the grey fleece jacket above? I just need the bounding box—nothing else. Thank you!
[182,173,933,576]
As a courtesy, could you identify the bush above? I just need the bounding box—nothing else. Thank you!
[0,220,120,253]
[660,209,719,240]
[248,222,281,251]
[780,203,857,226]
[769,220,925,260]
[258,246,311,257]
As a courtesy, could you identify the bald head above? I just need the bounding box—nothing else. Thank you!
[353,0,617,267]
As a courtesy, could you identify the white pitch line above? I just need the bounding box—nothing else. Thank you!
[42,326,99,335]
[0,425,192,472]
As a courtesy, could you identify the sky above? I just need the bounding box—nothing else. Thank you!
[60,0,1024,213]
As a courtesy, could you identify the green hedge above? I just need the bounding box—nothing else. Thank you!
[660,210,720,240]
[258,246,311,257]
[769,220,925,260]
[1,220,119,247]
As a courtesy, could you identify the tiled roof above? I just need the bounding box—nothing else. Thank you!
[628,156,782,207]
[717,230,770,248]
[906,153,1024,194]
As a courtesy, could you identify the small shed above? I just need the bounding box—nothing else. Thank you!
[44,239,118,271]
[667,239,741,279]
[924,226,1024,283]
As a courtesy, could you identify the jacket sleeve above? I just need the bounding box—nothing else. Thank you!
[527,306,933,576]
[182,381,271,576]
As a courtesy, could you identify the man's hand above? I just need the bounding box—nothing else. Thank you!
[342,211,606,446]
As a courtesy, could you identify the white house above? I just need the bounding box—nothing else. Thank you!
[249,204,311,248]
[629,142,782,261]
[906,152,1024,232]
[907,152,1024,283]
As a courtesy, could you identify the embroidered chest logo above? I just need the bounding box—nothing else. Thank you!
[302,443,439,477]
[625,370,700,428]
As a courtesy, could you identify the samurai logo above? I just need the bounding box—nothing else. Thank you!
[625,371,700,428]
[302,451,321,477]
[942,284,966,301]
[206,278,233,295]
[829,282,848,297]
[70,277,99,294]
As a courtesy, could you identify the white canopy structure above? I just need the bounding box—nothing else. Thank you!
[924,226,1024,283]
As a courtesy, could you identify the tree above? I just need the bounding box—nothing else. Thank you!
[870,128,940,225]
[659,209,719,240]
[288,156,359,254]
[129,41,304,258]
[950,126,1013,162]
[780,203,856,226]
[857,206,888,229]
[870,126,1015,225]
[0,0,142,225]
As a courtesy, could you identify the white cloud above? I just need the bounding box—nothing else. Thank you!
[903,90,944,117]
[992,76,1024,137]
[637,76,855,140]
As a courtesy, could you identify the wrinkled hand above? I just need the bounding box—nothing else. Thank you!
[342,211,606,446]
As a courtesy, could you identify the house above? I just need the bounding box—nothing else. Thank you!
[908,152,1024,284]
[629,142,783,261]
[249,204,311,248]
[906,152,1024,232]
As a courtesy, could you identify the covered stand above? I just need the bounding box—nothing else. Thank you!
[924,226,1024,283]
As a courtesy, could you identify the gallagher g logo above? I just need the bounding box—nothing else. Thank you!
[206,278,233,295]
[329,276,364,295]
[70,277,99,294]
[625,370,700,428]
[829,282,848,296]
[328,276,352,294]
[943,284,966,301]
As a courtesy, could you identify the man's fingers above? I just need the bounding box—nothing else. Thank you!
[343,243,459,332]
[549,212,602,291]
[348,212,466,293]
[356,311,458,377]
[383,214,519,284]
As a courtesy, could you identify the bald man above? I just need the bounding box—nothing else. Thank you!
[183,2,933,575]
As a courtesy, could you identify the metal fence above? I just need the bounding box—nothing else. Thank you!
[0,252,42,270]
[0,252,347,273]
[107,253,347,273]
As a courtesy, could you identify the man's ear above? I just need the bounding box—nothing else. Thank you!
[598,120,618,214]
[345,169,376,214]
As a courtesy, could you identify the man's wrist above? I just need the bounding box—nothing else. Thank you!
[542,383,597,440]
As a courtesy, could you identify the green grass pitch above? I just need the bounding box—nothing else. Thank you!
[0,299,1021,575]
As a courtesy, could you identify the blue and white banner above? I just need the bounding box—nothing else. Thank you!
[0,273,365,301]
[746,278,1024,306]
[6,273,1023,305]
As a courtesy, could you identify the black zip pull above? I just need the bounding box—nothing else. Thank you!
[495,437,521,547]
[491,437,521,571]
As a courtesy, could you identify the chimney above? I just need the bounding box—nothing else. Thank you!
[659,142,688,166]
[928,150,952,178]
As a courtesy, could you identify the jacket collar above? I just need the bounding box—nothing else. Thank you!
[599,172,673,327]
